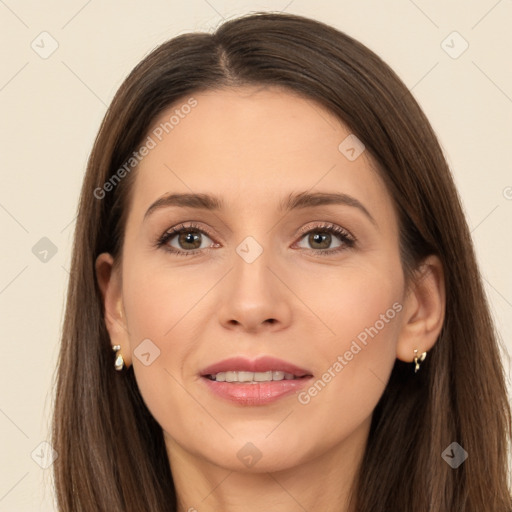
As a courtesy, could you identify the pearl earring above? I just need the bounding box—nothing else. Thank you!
[112,344,125,371]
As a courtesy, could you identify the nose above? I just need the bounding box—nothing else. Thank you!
[216,242,292,334]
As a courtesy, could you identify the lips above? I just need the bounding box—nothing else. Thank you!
[200,356,313,379]
[199,356,314,405]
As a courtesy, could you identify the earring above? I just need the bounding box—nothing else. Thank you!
[112,344,125,371]
[413,349,427,373]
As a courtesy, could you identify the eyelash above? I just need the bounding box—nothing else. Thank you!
[155,222,356,257]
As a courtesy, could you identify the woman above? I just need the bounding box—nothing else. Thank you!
[51,11,512,511]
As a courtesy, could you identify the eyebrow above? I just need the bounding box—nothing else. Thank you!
[143,191,377,226]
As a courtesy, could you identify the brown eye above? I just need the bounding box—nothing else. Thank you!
[295,223,355,255]
[156,223,216,256]
[173,230,204,250]
[304,231,338,250]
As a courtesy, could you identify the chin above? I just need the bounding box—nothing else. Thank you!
[197,432,310,473]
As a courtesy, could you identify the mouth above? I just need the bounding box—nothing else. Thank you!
[199,356,313,405]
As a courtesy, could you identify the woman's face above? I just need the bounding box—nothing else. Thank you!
[102,86,410,473]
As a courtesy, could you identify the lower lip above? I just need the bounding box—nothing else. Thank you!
[201,376,313,405]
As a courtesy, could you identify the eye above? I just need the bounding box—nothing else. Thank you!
[156,222,217,257]
[294,223,355,255]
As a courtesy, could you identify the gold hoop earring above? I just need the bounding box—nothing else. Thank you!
[413,349,427,373]
[112,344,125,371]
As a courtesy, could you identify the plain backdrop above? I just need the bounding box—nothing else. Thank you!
[0,1,511,510]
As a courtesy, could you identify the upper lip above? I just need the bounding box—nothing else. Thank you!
[200,356,313,377]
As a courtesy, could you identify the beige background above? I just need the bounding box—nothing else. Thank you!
[1,0,511,510]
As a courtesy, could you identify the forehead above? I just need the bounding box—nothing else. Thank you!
[147,86,351,166]
[129,86,394,223]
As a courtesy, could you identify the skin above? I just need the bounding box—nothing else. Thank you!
[96,86,445,512]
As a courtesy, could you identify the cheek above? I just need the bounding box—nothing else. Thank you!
[122,253,209,341]
[119,254,211,425]
[332,274,402,354]
[294,259,403,421]
[294,293,402,456]
[299,256,403,360]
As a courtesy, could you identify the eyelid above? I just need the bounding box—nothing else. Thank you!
[295,221,356,242]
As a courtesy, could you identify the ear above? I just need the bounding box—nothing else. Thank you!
[396,255,446,364]
[95,252,132,367]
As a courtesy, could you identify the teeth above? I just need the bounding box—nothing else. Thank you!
[210,371,299,382]
[255,371,273,381]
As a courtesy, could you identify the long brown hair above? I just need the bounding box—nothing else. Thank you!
[51,11,512,511]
